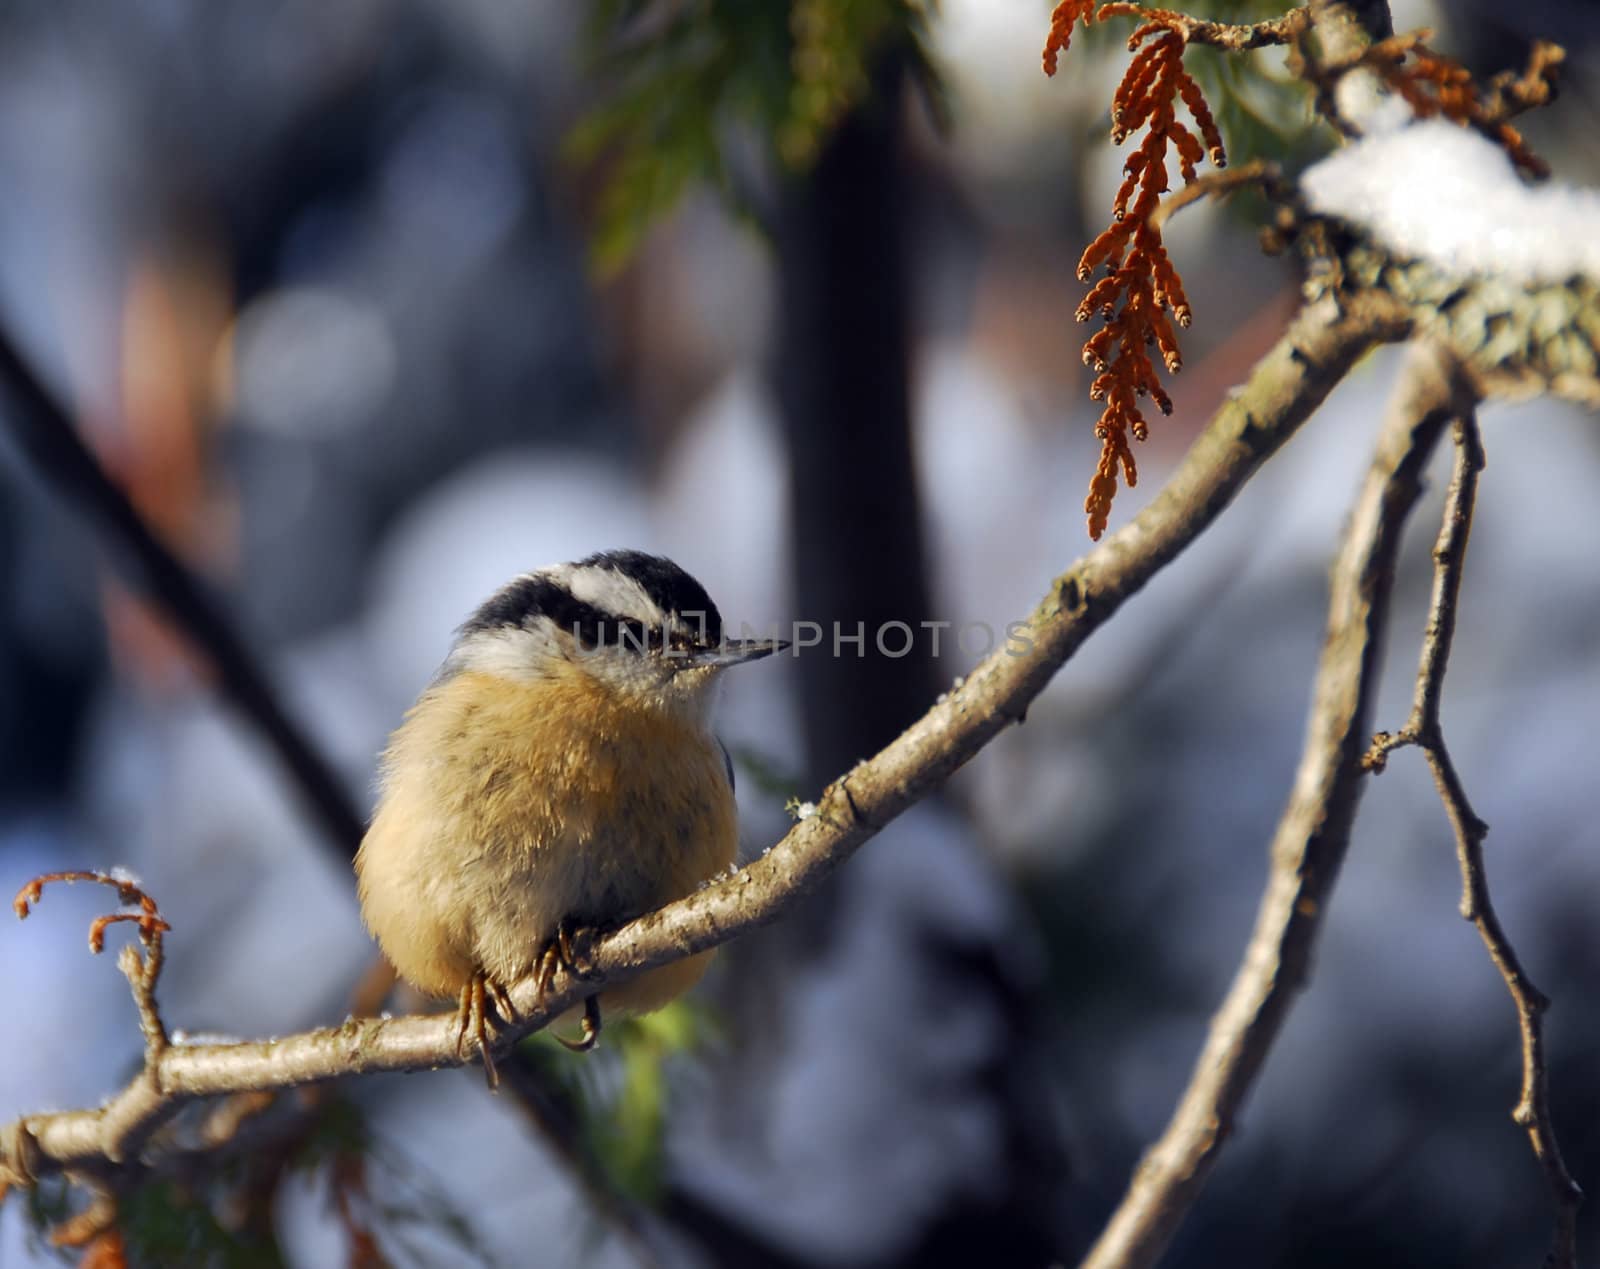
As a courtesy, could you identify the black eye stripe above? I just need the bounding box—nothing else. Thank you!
[462,576,602,641]
[598,619,658,651]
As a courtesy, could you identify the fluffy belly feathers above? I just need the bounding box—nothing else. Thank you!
[355,668,738,1016]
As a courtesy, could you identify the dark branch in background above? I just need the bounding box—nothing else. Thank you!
[1364,409,1582,1267]
[1082,339,1457,1269]
[758,63,985,1263]
[1300,0,1395,136]
[0,291,1412,1191]
[0,322,365,858]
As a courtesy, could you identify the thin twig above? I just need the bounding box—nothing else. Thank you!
[1100,3,1312,51]
[1148,160,1284,232]
[0,292,1411,1187]
[195,1091,279,1151]
[1083,339,1459,1269]
[1364,411,1582,1267]
[0,324,366,858]
[117,940,169,1068]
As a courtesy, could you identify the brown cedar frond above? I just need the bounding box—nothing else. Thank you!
[1044,4,1225,537]
[1043,0,1097,77]
[1361,31,1559,178]
[1174,72,1224,164]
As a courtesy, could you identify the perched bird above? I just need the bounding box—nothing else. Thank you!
[356,550,784,1084]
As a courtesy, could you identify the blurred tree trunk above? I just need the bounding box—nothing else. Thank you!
[772,55,938,788]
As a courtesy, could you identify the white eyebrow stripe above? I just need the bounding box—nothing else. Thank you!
[561,564,665,626]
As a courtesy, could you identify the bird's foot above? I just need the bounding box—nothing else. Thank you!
[454,971,514,1091]
[556,994,602,1053]
[534,919,603,1053]
[533,918,601,993]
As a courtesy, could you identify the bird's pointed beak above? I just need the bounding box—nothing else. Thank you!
[678,637,789,669]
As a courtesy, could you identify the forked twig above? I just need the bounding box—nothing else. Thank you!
[1364,412,1582,1268]
[1084,341,1460,1269]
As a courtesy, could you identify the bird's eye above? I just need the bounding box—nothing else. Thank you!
[600,619,655,653]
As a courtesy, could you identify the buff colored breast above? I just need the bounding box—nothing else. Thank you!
[355,663,738,1021]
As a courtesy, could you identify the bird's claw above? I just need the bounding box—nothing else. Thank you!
[555,994,602,1052]
[535,919,604,1052]
[455,972,513,1091]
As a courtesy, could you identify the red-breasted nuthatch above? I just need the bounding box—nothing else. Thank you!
[355,550,784,1085]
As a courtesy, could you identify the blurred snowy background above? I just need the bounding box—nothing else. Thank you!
[0,1,1598,1265]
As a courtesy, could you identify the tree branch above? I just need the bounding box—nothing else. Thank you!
[0,322,366,858]
[1098,3,1312,52]
[1082,339,1457,1269]
[1364,408,1582,1267]
[0,292,1408,1189]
